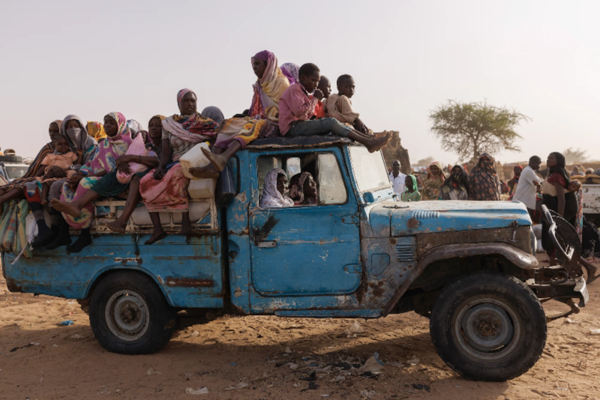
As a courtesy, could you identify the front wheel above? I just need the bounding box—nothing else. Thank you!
[430,271,547,381]
[89,271,176,354]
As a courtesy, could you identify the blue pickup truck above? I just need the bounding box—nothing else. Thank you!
[2,136,588,381]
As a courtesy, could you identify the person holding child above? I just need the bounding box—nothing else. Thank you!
[325,74,371,135]
[139,89,219,245]
[35,135,80,204]
[278,63,389,151]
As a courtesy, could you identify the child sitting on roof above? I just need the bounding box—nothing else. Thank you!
[311,76,331,119]
[325,74,371,135]
[35,135,80,204]
[278,63,389,153]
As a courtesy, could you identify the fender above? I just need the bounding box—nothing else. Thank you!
[382,243,538,316]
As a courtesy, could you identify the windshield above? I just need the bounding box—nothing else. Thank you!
[348,146,391,193]
[5,166,28,180]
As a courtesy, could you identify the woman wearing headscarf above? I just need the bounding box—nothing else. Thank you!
[281,62,300,85]
[440,165,470,200]
[468,153,501,201]
[191,50,290,178]
[0,120,62,209]
[201,106,225,125]
[50,112,132,252]
[289,172,318,205]
[401,175,421,202]
[260,169,294,208]
[421,161,447,200]
[53,115,165,234]
[139,89,219,245]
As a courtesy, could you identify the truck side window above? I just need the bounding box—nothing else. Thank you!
[318,153,348,205]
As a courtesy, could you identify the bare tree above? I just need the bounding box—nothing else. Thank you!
[562,148,588,164]
[429,100,530,162]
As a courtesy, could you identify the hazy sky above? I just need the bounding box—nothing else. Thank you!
[1,0,598,165]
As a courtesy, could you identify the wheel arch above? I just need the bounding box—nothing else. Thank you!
[383,243,539,316]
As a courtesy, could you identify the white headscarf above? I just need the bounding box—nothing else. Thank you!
[260,168,294,208]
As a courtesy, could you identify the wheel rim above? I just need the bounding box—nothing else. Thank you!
[454,298,520,360]
[105,290,150,341]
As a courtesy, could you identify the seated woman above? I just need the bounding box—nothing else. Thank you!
[289,172,318,205]
[440,165,470,200]
[401,175,421,202]
[50,112,132,252]
[260,169,294,208]
[34,135,80,204]
[0,120,62,211]
[25,116,98,249]
[52,115,165,234]
[140,90,219,245]
[191,50,290,177]
[278,63,389,152]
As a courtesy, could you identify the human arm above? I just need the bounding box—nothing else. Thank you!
[285,85,319,118]
[335,96,360,123]
[553,183,566,216]
[153,138,171,180]
[116,154,159,174]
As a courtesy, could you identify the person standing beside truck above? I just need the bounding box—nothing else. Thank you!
[388,160,406,196]
[468,153,501,201]
[440,165,470,200]
[401,175,421,202]
[422,161,446,200]
[513,156,542,220]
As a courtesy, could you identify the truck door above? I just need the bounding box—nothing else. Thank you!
[249,150,361,296]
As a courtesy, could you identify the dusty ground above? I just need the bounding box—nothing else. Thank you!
[1,258,600,400]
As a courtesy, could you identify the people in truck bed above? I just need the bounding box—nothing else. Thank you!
[52,115,165,234]
[289,172,318,205]
[281,62,300,84]
[25,115,98,250]
[87,121,106,142]
[139,89,219,245]
[401,175,421,202]
[422,161,446,200]
[278,63,389,152]
[35,135,79,204]
[48,112,133,252]
[440,165,470,200]
[325,74,370,135]
[259,169,294,208]
[193,50,290,179]
[0,120,62,211]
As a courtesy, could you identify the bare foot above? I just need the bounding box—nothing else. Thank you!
[579,257,599,284]
[189,165,220,179]
[366,134,390,153]
[201,147,227,172]
[51,199,82,218]
[144,230,167,245]
[106,220,127,233]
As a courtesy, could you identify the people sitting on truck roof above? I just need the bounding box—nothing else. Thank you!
[401,175,421,202]
[191,50,290,179]
[139,89,219,245]
[281,62,300,84]
[201,106,225,125]
[0,120,62,212]
[440,165,470,200]
[278,63,389,152]
[35,135,79,205]
[324,74,371,135]
[259,168,294,208]
[49,112,133,252]
[422,161,446,200]
[312,76,331,119]
[468,153,501,201]
[87,121,106,142]
[289,172,318,205]
[53,115,165,234]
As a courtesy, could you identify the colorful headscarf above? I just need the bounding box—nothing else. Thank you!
[441,165,470,200]
[422,161,447,200]
[87,121,107,141]
[249,50,290,121]
[281,63,300,85]
[289,172,316,204]
[163,89,219,144]
[80,112,132,175]
[259,169,294,208]
[60,114,97,165]
[177,88,194,108]
[468,152,501,201]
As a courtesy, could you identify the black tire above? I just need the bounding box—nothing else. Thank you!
[89,271,176,354]
[430,271,547,381]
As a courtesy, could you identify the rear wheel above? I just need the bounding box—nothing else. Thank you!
[430,271,546,381]
[89,271,176,354]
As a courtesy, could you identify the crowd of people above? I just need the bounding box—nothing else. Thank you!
[0,50,391,253]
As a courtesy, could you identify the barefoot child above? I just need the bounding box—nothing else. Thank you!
[325,74,371,135]
[278,63,389,151]
[35,135,80,204]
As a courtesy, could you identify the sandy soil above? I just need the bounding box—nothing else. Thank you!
[1,258,600,400]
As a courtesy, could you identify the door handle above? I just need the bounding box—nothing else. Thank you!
[257,241,277,248]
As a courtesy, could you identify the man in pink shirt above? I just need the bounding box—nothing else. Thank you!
[278,63,389,153]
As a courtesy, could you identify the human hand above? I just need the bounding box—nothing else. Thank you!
[116,155,133,166]
[153,167,165,180]
[49,166,67,178]
[313,89,324,101]
[117,162,131,175]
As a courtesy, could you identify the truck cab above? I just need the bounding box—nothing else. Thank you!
[1,136,588,381]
